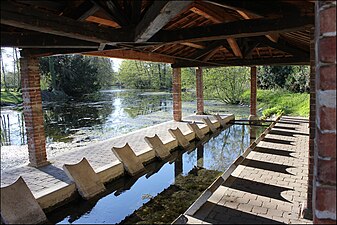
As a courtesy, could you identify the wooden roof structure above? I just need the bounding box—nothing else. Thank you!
[1,0,314,67]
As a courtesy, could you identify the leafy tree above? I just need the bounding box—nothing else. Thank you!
[203,67,250,104]
[40,55,101,97]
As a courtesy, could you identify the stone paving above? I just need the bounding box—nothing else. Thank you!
[0,114,227,201]
[179,116,312,224]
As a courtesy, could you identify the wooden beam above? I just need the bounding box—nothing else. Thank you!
[227,38,243,58]
[149,16,314,44]
[181,42,205,49]
[134,1,192,42]
[0,1,133,44]
[172,56,310,68]
[85,16,120,28]
[202,45,222,62]
[84,49,175,64]
[191,41,225,59]
[61,1,99,21]
[1,32,100,48]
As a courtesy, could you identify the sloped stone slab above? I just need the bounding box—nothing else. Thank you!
[187,122,205,140]
[63,158,106,200]
[202,117,217,133]
[214,114,226,127]
[144,134,171,159]
[112,143,145,176]
[0,177,47,224]
[169,127,190,148]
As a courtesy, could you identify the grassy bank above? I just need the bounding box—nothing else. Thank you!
[0,90,23,105]
[242,89,309,118]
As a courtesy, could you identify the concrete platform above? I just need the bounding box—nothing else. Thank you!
[0,114,234,211]
[174,116,312,224]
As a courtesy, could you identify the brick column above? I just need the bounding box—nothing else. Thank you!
[305,27,315,218]
[196,67,204,115]
[249,66,259,121]
[313,1,336,223]
[20,51,49,167]
[173,67,182,121]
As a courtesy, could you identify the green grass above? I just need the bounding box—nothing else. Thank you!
[0,90,23,105]
[242,89,309,118]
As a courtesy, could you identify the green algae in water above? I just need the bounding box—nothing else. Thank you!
[120,167,222,224]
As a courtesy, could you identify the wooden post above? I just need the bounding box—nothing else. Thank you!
[249,66,259,121]
[196,67,204,115]
[173,67,182,121]
[20,50,49,167]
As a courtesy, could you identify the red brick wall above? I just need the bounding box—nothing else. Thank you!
[20,53,48,167]
[250,66,257,116]
[196,67,204,115]
[173,68,182,121]
[314,1,336,223]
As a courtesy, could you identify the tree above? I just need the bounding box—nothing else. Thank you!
[203,67,250,104]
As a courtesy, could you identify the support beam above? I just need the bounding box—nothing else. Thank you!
[172,68,182,121]
[0,1,133,44]
[1,32,100,48]
[135,1,192,42]
[171,56,309,68]
[227,38,243,58]
[20,51,49,167]
[85,49,175,64]
[196,67,204,115]
[249,66,259,121]
[150,16,314,44]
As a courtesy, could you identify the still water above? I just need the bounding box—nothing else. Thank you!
[47,124,266,224]
[1,89,251,170]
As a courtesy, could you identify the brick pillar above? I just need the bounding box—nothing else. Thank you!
[196,67,204,115]
[173,68,182,121]
[20,51,49,167]
[305,27,315,218]
[313,1,336,223]
[249,66,259,121]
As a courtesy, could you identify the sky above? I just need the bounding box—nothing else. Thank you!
[1,47,123,72]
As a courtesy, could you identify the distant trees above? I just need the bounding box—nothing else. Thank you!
[40,55,115,97]
[118,60,172,89]
[1,48,20,91]
[258,65,309,93]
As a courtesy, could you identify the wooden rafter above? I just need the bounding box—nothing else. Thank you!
[61,1,99,21]
[134,1,192,42]
[0,1,133,44]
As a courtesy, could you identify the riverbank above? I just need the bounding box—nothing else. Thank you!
[242,89,309,118]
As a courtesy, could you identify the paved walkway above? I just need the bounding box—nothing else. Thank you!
[0,114,230,207]
[177,116,312,224]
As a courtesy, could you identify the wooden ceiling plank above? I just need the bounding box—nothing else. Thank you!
[134,1,192,42]
[226,37,243,58]
[0,1,133,44]
[181,42,205,49]
[202,45,223,62]
[85,16,120,28]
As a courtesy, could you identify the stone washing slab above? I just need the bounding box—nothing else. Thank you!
[187,122,205,140]
[63,158,106,200]
[169,127,190,148]
[202,117,217,133]
[0,177,47,224]
[112,143,145,176]
[144,134,171,159]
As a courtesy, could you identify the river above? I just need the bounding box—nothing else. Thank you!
[0,88,251,171]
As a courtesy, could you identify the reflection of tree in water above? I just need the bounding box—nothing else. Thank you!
[203,125,249,171]
[43,102,113,142]
[1,113,26,146]
[120,91,171,118]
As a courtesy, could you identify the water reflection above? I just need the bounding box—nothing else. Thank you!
[1,112,26,146]
[47,124,266,224]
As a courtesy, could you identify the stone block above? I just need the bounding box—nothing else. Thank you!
[202,117,217,133]
[112,143,145,176]
[187,122,205,140]
[169,127,190,148]
[144,134,171,159]
[214,114,226,127]
[0,177,47,224]
[63,158,106,200]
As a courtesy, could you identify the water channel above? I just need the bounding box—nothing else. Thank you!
[1,89,252,171]
[47,123,267,224]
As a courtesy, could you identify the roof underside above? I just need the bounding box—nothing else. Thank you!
[0,0,315,67]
